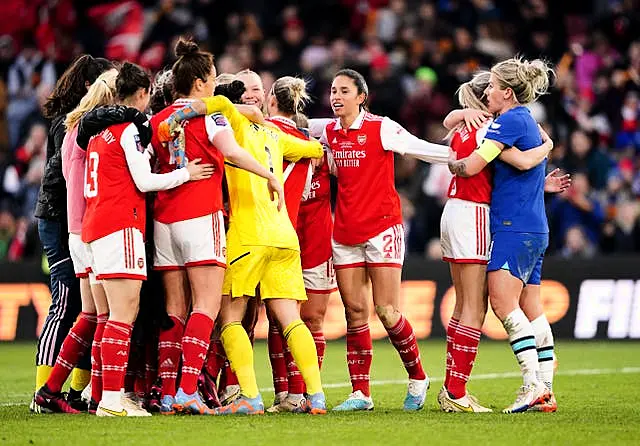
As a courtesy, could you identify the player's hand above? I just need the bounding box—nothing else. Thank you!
[539,124,554,151]
[544,168,571,193]
[462,109,491,131]
[267,174,285,211]
[311,156,324,171]
[186,158,215,181]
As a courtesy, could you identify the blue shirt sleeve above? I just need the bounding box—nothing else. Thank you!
[484,112,524,148]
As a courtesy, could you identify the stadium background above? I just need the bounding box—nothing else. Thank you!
[0,0,639,342]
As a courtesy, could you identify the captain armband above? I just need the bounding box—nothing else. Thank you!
[474,140,502,163]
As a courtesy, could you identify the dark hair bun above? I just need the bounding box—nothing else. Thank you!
[175,38,200,57]
[215,80,246,104]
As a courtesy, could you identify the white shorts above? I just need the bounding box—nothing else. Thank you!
[303,259,338,293]
[69,233,101,285]
[88,227,147,280]
[154,211,226,270]
[440,198,490,264]
[332,224,405,269]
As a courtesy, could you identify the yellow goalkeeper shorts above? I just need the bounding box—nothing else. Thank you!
[223,242,307,301]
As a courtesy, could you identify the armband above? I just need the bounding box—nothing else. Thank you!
[474,140,501,163]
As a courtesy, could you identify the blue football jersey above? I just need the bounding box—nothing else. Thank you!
[485,106,548,234]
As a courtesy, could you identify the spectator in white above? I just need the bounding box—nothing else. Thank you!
[562,225,597,259]
[6,37,55,148]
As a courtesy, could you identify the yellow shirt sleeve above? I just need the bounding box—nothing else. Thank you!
[474,139,502,163]
[202,96,248,133]
[278,131,323,162]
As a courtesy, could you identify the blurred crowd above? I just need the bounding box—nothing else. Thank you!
[0,0,639,261]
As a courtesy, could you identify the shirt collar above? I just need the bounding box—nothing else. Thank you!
[269,116,296,127]
[333,110,366,131]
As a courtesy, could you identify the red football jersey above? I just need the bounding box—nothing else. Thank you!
[150,99,228,224]
[82,123,146,243]
[324,112,402,245]
[297,158,332,269]
[447,123,492,204]
[267,116,311,228]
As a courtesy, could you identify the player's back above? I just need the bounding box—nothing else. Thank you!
[486,106,547,234]
[150,99,226,224]
[267,116,311,228]
[83,122,145,243]
[225,120,299,250]
[448,122,492,204]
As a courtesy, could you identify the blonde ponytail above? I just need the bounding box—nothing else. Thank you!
[457,71,490,111]
[65,69,118,131]
[271,76,311,119]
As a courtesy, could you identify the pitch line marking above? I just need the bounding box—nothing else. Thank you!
[3,367,639,407]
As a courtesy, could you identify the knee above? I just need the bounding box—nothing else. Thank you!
[344,300,368,325]
[375,304,400,328]
[302,313,324,333]
[489,295,511,322]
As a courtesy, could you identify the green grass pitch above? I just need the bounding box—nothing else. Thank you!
[1,340,639,445]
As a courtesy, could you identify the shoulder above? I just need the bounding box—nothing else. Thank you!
[207,112,231,127]
[364,112,384,122]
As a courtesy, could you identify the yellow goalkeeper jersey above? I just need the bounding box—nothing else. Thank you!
[202,96,323,250]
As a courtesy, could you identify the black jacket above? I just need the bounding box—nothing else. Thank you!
[34,115,67,222]
[77,105,152,150]
[34,106,153,225]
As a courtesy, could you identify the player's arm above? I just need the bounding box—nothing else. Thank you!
[280,131,324,162]
[308,118,334,139]
[447,140,499,177]
[210,127,285,210]
[443,109,491,131]
[380,117,449,164]
[121,124,213,192]
[498,124,554,171]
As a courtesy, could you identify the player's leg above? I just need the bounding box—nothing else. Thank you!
[520,256,557,412]
[488,232,549,413]
[332,240,373,411]
[97,277,146,416]
[33,219,81,413]
[216,245,265,415]
[301,259,336,370]
[36,276,96,413]
[90,281,108,413]
[262,248,325,414]
[366,224,428,411]
[173,264,224,415]
[217,293,264,414]
[153,219,188,413]
[266,308,289,411]
[439,263,491,413]
[92,228,149,417]
[444,264,463,392]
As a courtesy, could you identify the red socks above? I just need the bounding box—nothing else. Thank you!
[448,323,481,399]
[346,324,373,396]
[180,312,214,395]
[158,315,184,397]
[284,346,305,395]
[91,313,109,403]
[47,312,97,393]
[204,339,225,378]
[386,315,426,381]
[101,320,133,392]
[312,331,326,370]
[444,317,459,389]
[268,323,288,395]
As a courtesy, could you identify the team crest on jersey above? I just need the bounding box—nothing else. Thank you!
[137,257,144,269]
[357,134,367,145]
[134,134,145,153]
